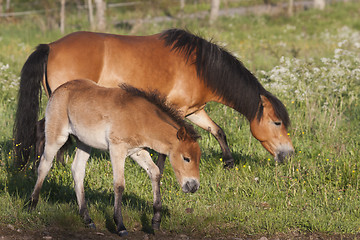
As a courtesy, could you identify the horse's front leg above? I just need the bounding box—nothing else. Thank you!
[71,141,94,228]
[131,149,162,230]
[187,108,234,168]
[155,154,166,176]
[109,144,128,236]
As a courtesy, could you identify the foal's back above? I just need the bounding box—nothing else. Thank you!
[47,79,177,151]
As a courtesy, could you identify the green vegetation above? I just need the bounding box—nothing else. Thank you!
[0,1,359,238]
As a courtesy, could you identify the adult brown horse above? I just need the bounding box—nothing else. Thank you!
[14,29,294,169]
[28,79,201,236]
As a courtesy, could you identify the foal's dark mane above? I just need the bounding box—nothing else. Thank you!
[120,84,200,141]
[160,29,290,128]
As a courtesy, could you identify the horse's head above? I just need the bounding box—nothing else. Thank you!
[169,126,201,193]
[250,95,294,162]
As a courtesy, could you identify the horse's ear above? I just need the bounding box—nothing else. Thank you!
[260,95,271,108]
[177,126,187,141]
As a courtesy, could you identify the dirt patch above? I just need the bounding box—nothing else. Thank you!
[1,224,359,240]
[0,225,197,240]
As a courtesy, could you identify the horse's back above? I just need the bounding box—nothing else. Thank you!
[47,32,107,91]
[47,32,164,90]
[45,31,209,114]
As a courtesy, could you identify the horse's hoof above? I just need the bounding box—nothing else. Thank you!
[223,158,234,169]
[87,222,96,229]
[118,230,128,237]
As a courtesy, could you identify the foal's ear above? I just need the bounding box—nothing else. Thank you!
[260,95,271,108]
[176,126,188,141]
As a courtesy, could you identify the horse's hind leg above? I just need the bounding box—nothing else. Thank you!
[71,141,94,228]
[131,149,162,230]
[29,132,69,209]
[156,154,166,176]
[35,119,46,169]
[187,109,234,168]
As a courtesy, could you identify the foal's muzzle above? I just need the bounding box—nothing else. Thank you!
[182,179,200,193]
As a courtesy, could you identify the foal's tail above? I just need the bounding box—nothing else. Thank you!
[13,44,50,168]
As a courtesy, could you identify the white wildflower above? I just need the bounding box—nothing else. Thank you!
[0,63,9,71]
[337,39,348,48]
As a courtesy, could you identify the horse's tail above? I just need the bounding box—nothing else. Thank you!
[13,44,50,168]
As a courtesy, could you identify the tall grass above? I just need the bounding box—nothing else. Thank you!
[0,1,359,238]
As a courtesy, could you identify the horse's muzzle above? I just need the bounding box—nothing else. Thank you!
[275,147,294,163]
[182,179,200,193]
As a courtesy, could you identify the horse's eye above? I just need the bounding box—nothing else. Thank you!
[183,157,190,163]
[274,121,282,126]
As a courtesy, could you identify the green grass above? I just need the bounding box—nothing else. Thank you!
[1,1,360,238]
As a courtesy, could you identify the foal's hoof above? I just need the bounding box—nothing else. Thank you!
[25,198,38,211]
[118,230,128,237]
[87,222,96,229]
[223,158,235,169]
[152,221,161,231]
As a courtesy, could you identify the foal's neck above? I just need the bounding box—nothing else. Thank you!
[144,120,180,156]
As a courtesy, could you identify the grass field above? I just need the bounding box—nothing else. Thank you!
[0,1,359,239]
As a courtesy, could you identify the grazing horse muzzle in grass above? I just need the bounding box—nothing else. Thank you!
[14,28,293,170]
[28,79,201,237]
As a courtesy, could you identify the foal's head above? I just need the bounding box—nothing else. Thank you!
[169,125,201,193]
[120,84,201,193]
[250,95,294,162]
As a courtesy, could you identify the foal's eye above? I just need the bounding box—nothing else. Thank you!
[183,157,190,163]
[274,121,282,126]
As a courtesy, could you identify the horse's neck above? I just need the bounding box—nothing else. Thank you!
[207,80,262,122]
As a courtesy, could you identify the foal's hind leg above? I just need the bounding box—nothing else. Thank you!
[131,149,162,230]
[36,118,70,166]
[187,109,234,168]
[29,132,69,209]
[109,144,128,237]
[71,141,95,228]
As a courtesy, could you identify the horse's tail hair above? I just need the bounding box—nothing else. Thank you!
[13,44,50,168]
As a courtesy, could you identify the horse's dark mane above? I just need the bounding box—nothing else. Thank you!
[120,84,200,141]
[160,29,290,128]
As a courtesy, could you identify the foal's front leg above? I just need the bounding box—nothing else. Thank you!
[109,144,128,236]
[131,149,162,230]
[71,142,94,228]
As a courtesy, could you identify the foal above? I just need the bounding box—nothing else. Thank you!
[29,79,201,236]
